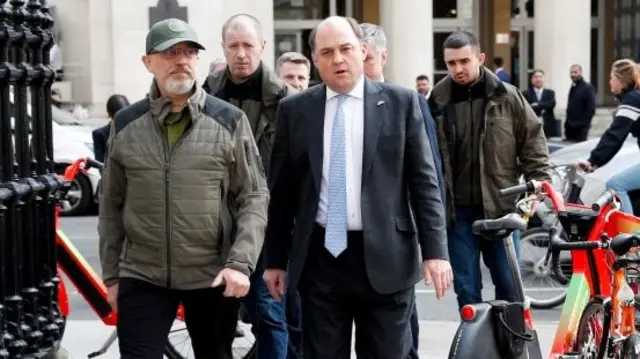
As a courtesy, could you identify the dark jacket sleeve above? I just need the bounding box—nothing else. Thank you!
[92,128,106,164]
[588,97,640,167]
[418,95,446,204]
[584,85,597,120]
[406,91,448,261]
[264,98,296,270]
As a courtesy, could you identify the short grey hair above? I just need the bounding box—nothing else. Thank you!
[275,52,310,75]
[222,13,263,41]
[359,23,387,53]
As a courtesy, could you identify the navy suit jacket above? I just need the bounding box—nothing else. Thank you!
[92,123,110,164]
[418,95,446,203]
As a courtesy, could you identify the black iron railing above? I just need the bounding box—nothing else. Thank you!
[0,0,63,357]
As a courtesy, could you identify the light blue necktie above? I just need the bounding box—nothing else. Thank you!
[325,94,348,257]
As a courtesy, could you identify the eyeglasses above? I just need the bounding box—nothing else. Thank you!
[155,48,199,59]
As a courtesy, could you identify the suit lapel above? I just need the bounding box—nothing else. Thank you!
[307,85,326,195]
[362,79,385,181]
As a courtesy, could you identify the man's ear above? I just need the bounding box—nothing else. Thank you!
[478,52,486,66]
[141,55,152,73]
[381,49,388,66]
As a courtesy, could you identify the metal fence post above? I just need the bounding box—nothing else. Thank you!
[0,0,31,355]
[30,0,60,348]
[11,0,46,354]
[0,0,61,356]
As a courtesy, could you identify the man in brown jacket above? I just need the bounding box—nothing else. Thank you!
[98,18,269,359]
[428,31,551,310]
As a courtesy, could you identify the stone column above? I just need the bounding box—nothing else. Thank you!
[534,0,591,110]
[379,0,433,89]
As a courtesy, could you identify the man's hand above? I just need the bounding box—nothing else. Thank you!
[263,269,287,302]
[576,160,596,173]
[107,283,119,311]
[212,268,250,298]
[423,259,453,300]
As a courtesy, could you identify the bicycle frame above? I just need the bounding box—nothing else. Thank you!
[549,201,640,357]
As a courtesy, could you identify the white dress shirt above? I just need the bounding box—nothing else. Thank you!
[315,76,365,230]
[534,87,543,101]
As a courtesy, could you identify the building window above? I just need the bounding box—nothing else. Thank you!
[433,32,454,84]
[434,0,457,18]
[274,0,329,20]
[614,0,640,61]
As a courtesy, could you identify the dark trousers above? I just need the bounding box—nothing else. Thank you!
[564,122,590,142]
[409,298,420,359]
[448,206,519,309]
[117,277,240,359]
[298,225,414,359]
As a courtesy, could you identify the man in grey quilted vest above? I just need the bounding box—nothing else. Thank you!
[98,18,269,359]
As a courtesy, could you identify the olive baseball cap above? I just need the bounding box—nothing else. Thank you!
[146,18,205,55]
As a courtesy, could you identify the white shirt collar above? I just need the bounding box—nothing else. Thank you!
[326,75,365,101]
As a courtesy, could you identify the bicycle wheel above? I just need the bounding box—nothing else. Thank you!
[573,298,607,359]
[519,227,571,309]
[164,317,257,359]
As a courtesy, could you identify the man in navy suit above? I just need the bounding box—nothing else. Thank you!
[92,124,110,164]
[92,94,130,164]
[264,16,451,358]
[523,69,558,138]
[359,22,446,359]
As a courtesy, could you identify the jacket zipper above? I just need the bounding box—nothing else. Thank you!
[155,117,196,289]
[244,141,259,192]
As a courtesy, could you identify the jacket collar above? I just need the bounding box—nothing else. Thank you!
[430,66,507,109]
[148,79,207,124]
[207,61,290,107]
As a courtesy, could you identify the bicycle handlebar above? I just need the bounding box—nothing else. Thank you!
[499,180,566,212]
[499,182,534,197]
[85,158,104,171]
[549,226,608,251]
[592,189,616,212]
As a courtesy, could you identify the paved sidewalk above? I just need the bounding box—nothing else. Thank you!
[55,320,558,359]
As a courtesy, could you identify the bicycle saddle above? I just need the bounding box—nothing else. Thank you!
[611,233,640,256]
[472,213,528,240]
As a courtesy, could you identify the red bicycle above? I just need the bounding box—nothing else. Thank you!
[55,157,256,358]
[509,178,640,358]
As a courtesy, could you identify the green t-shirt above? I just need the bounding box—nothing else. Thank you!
[164,110,191,150]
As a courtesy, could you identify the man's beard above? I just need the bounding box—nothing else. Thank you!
[165,78,194,95]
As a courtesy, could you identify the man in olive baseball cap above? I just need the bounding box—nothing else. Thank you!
[146,18,205,55]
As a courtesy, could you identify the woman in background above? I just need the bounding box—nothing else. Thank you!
[578,59,640,214]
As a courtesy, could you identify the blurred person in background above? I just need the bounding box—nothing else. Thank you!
[416,74,431,99]
[92,94,130,164]
[209,57,227,74]
[565,64,596,142]
[523,69,557,138]
[275,51,310,92]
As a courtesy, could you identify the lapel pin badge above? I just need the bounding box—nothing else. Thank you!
[377,100,385,106]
